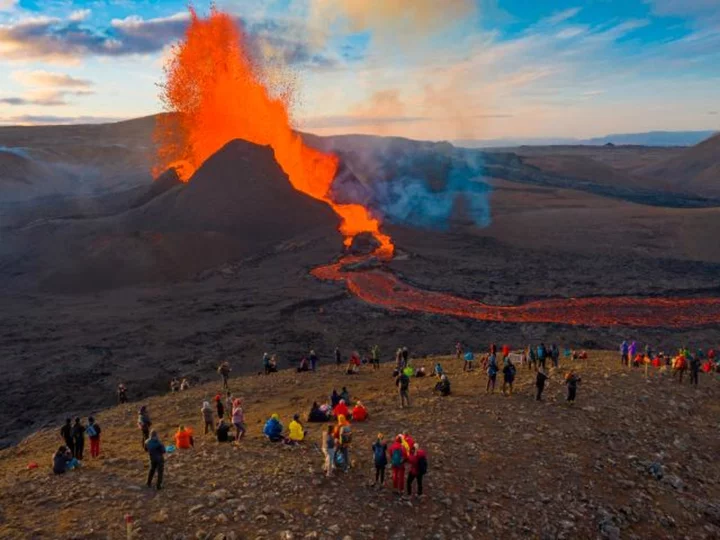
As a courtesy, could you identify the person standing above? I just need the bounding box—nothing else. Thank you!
[117,383,128,404]
[689,354,701,387]
[201,401,214,435]
[620,341,629,366]
[72,418,86,460]
[402,347,409,366]
[628,342,637,366]
[565,372,581,404]
[535,368,549,401]
[372,434,388,487]
[60,418,75,457]
[217,361,231,390]
[309,349,318,372]
[537,343,547,370]
[371,345,380,370]
[335,347,342,369]
[231,399,246,440]
[322,425,335,477]
[389,435,408,495]
[502,358,516,397]
[396,370,411,408]
[407,444,428,497]
[87,417,102,458]
[551,344,560,368]
[528,345,537,370]
[215,394,225,419]
[144,431,166,490]
[486,353,498,393]
[455,342,463,360]
[138,406,152,449]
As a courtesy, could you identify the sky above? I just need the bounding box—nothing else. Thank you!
[0,0,718,141]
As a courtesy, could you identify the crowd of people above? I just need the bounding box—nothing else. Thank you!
[52,339,718,501]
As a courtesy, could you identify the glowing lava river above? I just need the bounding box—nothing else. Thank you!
[312,254,720,328]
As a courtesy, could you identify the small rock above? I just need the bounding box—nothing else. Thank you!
[216,513,229,524]
[280,531,293,540]
[189,505,206,516]
[328,524,341,534]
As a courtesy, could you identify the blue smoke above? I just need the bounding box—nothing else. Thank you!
[331,140,492,231]
[371,147,490,230]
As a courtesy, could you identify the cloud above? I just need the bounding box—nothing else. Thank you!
[69,9,91,22]
[709,111,718,115]
[556,26,587,39]
[302,114,427,129]
[11,70,93,89]
[0,0,17,13]
[648,0,720,17]
[0,89,93,106]
[310,0,476,42]
[543,7,582,25]
[0,114,124,126]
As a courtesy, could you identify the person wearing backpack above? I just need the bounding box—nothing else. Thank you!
[371,434,388,487]
[87,417,102,458]
[389,435,408,494]
[334,415,352,471]
[407,444,428,497]
[537,343,547,370]
[396,371,411,408]
[138,406,152,450]
[145,431,166,490]
[502,358,516,396]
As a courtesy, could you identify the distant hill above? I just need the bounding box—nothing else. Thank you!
[456,130,718,149]
[640,133,720,197]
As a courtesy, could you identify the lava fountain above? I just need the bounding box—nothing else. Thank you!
[154,7,393,258]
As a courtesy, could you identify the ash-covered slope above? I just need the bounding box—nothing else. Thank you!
[640,133,720,197]
[1,139,342,292]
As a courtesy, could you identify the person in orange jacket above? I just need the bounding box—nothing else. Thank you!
[351,401,368,422]
[174,425,194,449]
[333,399,349,419]
[389,435,408,494]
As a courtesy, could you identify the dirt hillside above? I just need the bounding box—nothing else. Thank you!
[1,352,719,539]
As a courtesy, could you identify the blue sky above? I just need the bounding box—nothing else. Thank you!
[0,0,718,140]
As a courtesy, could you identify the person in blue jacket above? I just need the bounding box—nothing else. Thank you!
[486,353,498,393]
[263,413,284,442]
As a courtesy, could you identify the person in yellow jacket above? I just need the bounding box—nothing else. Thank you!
[288,414,305,444]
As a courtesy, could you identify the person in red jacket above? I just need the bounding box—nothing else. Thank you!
[351,401,368,422]
[389,435,408,494]
[406,444,428,497]
[333,399,349,419]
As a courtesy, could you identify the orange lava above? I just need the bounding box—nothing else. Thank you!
[313,254,720,328]
[153,7,393,257]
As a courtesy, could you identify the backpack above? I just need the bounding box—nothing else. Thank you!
[339,425,352,445]
[86,424,97,438]
[391,448,404,467]
[418,455,428,475]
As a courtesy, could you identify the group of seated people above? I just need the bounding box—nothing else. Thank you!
[170,377,191,392]
[52,446,80,474]
[262,413,306,444]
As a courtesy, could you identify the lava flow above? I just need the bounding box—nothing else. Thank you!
[312,255,720,328]
[154,7,393,257]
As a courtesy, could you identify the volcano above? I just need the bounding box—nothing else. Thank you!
[2,139,342,293]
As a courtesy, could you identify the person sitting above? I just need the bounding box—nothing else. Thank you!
[340,387,351,405]
[330,390,341,408]
[216,419,232,443]
[346,352,361,374]
[297,357,310,373]
[263,414,284,442]
[174,425,194,449]
[434,363,444,378]
[170,378,180,392]
[333,399,349,419]
[434,374,451,396]
[52,446,73,475]
[288,414,305,444]
[308,401,330,423]
[351,401,368,422]
[415,367,426,377]
[180,378,190,391]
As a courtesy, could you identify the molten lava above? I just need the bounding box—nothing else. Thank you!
[312,256,720,328]
[154,7,393,257]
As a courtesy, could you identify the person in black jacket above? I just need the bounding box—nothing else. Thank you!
[72,417,86,460]
[145,431,166,490]
[53,446,73,474]
[535,368,549,401]
[60,418,74,456]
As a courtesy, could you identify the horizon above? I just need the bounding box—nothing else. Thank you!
[0,0,719,140]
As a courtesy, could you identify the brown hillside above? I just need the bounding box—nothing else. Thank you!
[641,134,720,197]
[1,352,719,539]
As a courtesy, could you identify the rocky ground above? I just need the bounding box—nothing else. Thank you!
[1,352,719,539]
